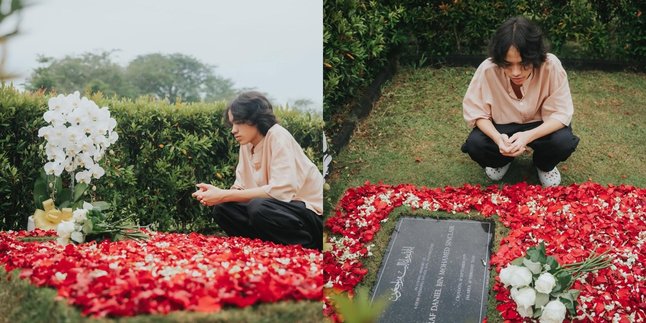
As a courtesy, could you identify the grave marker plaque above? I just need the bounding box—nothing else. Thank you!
[371,218,493,323]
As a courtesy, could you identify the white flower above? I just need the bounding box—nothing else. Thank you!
[70,231,85,243]
[540,300,567,323]
[500,264,533,288]
[39,92,118,186]
[72,208,88,223]
[43,110,65,127]
[44,161,63,176]
[57,220,75,239]
[89,163,105,179]
[75,170,92,184]
[511,286,536,308]
[535,272,557,294]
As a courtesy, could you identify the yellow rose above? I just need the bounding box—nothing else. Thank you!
[33,199,73,230]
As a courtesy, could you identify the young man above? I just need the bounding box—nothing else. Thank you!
[461,16,580,187]
[192,91,323,250]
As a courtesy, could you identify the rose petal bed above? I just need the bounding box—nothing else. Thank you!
[323,182,645,322]
[0,231,323,317]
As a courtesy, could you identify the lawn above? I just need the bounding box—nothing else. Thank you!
[325,66,646,321]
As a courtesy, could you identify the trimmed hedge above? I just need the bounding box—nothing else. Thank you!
[0,86,323,232]
[397,0,646,61]
[323,0,405,120]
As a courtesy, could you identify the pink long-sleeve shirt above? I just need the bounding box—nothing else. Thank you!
[463,53,574,128]
[232,124,323,215]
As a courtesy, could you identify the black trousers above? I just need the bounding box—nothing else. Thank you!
[461,121,580,171]
[212,198,323,251]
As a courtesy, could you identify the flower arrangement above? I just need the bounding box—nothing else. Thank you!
[499,242,612,322]
[323,182,644,322]
[29,91,145,245]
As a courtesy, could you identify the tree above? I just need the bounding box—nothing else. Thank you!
[126,53,236,103]
[24,51,237,103]
[26,50,133,97]
[1,0,28,81]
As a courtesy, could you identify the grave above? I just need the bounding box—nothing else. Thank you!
[371,217,493,323]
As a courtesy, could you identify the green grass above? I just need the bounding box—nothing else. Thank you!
[0,268,322,323]
[325,67,646,321]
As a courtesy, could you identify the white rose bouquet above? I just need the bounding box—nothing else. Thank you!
[28,92,147,245]
[499,242,612,322]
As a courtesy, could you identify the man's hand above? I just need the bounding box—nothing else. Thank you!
[192,183,228,206]
[497,133,526,157]
[507,131,533,157]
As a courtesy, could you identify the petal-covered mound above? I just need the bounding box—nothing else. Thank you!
[0,231,323,317]
[323,182,645,322]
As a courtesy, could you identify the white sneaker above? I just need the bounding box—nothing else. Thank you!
[485,163,511,181]
[537,167,561,187]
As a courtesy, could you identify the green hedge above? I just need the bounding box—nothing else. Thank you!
[323,0,405,119]
[324,0,646,126]
[0,86,323,232]
[397,0,645,60]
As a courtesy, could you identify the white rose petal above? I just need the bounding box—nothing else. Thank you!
[540,300,567,323]
[54,272,67,282]
[535,272,557,294]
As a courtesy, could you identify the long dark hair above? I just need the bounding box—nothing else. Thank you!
[225,91,277,136]
[489,16,548,68]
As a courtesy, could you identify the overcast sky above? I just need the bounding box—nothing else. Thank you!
[3,0,322,109]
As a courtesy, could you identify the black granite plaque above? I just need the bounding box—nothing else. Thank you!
[371,218,493,323]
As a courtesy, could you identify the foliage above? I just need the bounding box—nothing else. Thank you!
[25,51,237,103]
[329,287,389,323]
[391,0,645,62]
[26,51,133,98]
[0,0,28,80]
[126,53,237,103]
[323,0,405,120]
[0,86,323,232]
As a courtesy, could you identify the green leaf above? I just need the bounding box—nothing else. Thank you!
[91,201,111,211]
[511,256,525,266]
[559,296,577,317]
[526,242,547,263]
[535,292,550,309]
[55,187,72,207]
[82,219,93,234]
[545,256,560,273]
[552,271,572,294]
[72,182,89,203]
[33,170,49,209]
[523,258,543,274]
[329,287,390,323]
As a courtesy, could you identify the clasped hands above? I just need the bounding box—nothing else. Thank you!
[192,183,227,206]
[497,132,531,157]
